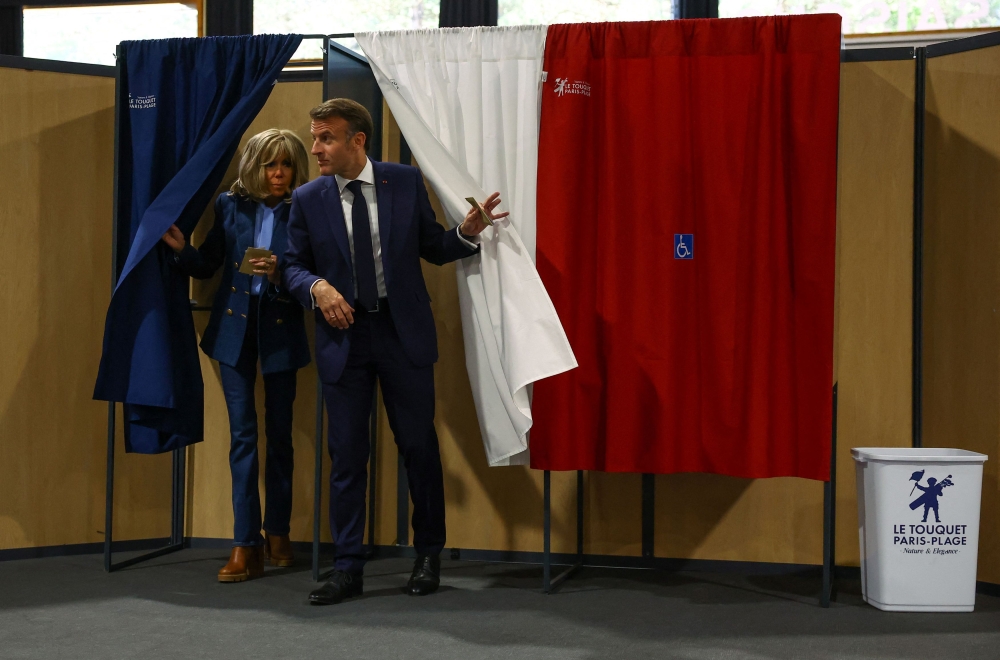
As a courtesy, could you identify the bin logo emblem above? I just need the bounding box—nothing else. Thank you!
[893,471,966,555]
[908,470,954,523]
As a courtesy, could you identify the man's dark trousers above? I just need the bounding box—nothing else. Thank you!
[323,299,445,575]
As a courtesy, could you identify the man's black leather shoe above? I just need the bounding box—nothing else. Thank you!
[407,554,441,596]
[309,570,363,605]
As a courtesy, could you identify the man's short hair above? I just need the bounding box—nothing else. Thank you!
[310,98,374,153]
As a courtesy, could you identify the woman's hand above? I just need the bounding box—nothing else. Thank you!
[161,224,186,253]
[250,255,279,284]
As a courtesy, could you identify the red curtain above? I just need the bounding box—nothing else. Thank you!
[532,16,841,480]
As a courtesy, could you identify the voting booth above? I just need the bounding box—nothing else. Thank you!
[92,35,389,574]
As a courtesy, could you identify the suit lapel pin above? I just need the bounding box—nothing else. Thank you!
[382,180,388,184]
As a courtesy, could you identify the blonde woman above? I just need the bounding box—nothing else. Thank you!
[161,129,311,582]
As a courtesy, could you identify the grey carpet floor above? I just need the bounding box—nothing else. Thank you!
[1,549,999,659]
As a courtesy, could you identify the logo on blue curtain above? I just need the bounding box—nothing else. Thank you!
[674,234,694,260]
[128,93,157,110]
[893,471,966,555]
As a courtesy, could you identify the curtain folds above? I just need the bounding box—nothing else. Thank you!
[93,34,302,454]
[357,26,577,466]
[531,17,841,479]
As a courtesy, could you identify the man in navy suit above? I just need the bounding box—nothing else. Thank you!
[283,98,507,605]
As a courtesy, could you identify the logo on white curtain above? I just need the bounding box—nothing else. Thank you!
[553,77,591,98]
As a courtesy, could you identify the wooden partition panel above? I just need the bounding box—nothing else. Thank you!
[832,59,916,566]
[0,67,173,551]
[924,45,1000,584]
[184,80,326,543]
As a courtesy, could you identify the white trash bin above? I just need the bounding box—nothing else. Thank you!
[852,447,988,612]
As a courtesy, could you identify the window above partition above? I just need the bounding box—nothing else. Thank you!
[718,0,1000,34]
[254,0,441,60]
[498,0,673,25]
[23,2,200,66]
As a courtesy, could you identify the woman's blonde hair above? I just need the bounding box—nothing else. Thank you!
[230,128,309,201]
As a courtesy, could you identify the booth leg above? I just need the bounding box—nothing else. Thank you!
[543,470,551,593]
[366,388,378,557]
[312,376,323,582]
[171,448,185,545]
[642,473,655,559]
[396,452,409,547]
[576,470,584,558]
[104,432,185,572]
[821,383,839,607]
[544,470,585,594]
[821,481,834,607]
[103,402,115,573]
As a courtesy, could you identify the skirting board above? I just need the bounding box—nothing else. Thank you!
[0,537,169,562]
[4,538,1000,597]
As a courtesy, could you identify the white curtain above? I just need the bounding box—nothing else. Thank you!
[356,26,577,466]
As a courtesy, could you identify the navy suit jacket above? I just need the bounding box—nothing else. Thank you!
[175,193,311,374]
[283,160,478,384]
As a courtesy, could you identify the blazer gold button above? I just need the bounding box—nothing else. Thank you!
[276,319,284,325]
[227,309,233,316]
[231,286,236,293]
[234,262,238,268]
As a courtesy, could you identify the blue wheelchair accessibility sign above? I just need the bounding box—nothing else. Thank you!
[674,234,694,260]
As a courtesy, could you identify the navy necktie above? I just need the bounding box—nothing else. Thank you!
[346,180,378,311]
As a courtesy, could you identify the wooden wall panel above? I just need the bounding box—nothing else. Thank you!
[832,59,915,566]
[0,67,172,551]
[924,45,1000,584]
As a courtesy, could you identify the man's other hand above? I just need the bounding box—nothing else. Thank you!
[314,280,355,330]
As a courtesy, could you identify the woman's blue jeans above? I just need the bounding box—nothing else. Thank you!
[218,302,297,547]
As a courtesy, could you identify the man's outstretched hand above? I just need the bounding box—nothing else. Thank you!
[460,192,509,237]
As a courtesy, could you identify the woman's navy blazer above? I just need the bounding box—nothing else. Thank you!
[175,193,311,374]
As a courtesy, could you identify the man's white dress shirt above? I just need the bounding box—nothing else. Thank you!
[310,158,477,307]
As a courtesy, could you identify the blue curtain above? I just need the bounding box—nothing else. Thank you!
[94,35,302,454]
